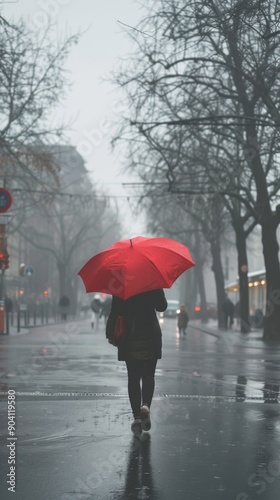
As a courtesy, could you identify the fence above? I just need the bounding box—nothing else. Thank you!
[4,303,75,334]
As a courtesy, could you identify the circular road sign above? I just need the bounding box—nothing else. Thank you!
[25,265,34,277]
[0,188,12,213]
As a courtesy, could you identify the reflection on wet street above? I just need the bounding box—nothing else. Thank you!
[115,434,159,500]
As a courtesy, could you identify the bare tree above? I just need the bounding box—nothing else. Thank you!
[121,133,228,324]
[115,0,280,339]
[8,145,121,308]
[118,116,232,326]
[0,15,78,186]
[17,183,121,310]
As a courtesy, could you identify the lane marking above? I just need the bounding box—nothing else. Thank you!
[0,391,278,403]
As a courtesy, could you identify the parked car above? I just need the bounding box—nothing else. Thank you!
[193,303,218,320]
[160,299,180,319]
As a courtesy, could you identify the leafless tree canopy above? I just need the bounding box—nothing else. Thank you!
[114,0,280,337]
[0,14,78,186]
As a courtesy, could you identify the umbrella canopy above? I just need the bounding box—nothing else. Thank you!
[78,236,195,300]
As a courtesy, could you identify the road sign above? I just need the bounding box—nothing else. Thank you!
[19,264,34,277]
[25,265,34,277]
[0,188,12,213]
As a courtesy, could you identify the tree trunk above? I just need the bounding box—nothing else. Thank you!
[68,275,78,315]
[233,220,250,333]
[57,262,66,299]
[182,265,196,315]
[228,38,280,338]
[210,240,226,329]
[194,231,208,323]
[262,219,280,340]
[195,264,208,323]
[243,124,280,340]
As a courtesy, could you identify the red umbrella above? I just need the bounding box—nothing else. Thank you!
[78,236,195,300]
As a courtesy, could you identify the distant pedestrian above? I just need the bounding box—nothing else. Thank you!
[5,296,13,314]
[177,304,189,336]
[222,296,235,329]
[106,289,167,434]
[91,295,101,330]
[100,295,112,324]
[59,295,70,321]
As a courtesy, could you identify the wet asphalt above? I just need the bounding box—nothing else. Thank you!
[1,317,280,500]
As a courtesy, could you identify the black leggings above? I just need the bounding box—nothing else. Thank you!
[125,359,157,418]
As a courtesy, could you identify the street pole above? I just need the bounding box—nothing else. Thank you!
[0,188,12,334]
[0,216,9,334]
[0,269,4,300]
[0,269,5,333]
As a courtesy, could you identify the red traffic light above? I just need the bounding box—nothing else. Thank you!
[0,250,9,269]
[43,290,49,297]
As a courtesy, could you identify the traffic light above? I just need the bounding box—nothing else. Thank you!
[3,251,9,269]
[43,290,49,297]
[0,251,9,270]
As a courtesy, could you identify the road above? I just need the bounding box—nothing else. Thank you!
[1,317,280,500]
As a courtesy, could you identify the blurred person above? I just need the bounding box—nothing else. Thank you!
[5,296,13,314]
[100,295,112,324]
[222,296,235,329]
[177,304,189,336]
[59,295,70,321]
[235,300,240,325]
[106,289,167,434]
[90,295,101,330]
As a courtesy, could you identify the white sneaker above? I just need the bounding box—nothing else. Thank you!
[140,405,151,431]
[131,418,142,434]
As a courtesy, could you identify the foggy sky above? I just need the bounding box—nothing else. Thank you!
[4,0,146,235]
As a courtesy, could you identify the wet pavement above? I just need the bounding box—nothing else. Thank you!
[1,317,280,499]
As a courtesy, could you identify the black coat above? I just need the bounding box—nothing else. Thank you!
[222,298,235,316]
[106,289,167,361]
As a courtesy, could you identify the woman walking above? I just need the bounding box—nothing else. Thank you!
[106,288,167,434]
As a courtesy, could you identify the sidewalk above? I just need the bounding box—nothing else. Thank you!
[189,318,273,349]
[0,318,274,346]
[0,326,29,337]
[0,316,84,337]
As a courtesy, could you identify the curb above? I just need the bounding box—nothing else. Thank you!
[189,322,220,339]
[190,323,280,350]
[189,321,263,343]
